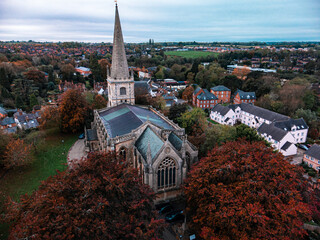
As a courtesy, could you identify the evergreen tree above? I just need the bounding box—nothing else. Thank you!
[29,93,39,109]
[15,95,25,109]
[0,68,10,90]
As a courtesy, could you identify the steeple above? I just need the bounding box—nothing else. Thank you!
[111,4,129,79]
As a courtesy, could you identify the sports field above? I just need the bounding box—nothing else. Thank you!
[165,51,219,59]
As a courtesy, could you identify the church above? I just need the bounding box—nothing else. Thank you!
[85,4,198,201]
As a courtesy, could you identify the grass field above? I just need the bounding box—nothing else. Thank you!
[0,129,77,239]
[165,51,219,59]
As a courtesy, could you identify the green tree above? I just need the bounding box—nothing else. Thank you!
[168,104,188,124]
[15,95,25,109]
[235,124,268,143]
[0,68,10,90]
[29,93,39,109]
[179,107,206,135]
[294,108,317,126]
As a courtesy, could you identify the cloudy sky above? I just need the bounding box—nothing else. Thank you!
[0,0,319,43]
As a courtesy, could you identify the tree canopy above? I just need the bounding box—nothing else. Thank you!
[5,152,165,239]
[184,140,311,240]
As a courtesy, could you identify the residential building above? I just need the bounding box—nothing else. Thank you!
[233,90,256,104]
[193,87,218,109]
[210,85,231,103]
[210,104,236,125]
[0,107,8,119]
[304,145,320,172]
[257,123,297,156]
[1,117,17,132]
[75,67,92,77]
[209,103,308,156]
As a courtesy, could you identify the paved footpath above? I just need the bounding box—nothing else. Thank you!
[67,139,87,167]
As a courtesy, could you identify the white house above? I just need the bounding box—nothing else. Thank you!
[210,104,236,125]
[257,123,297,156]
[273,118,308,144]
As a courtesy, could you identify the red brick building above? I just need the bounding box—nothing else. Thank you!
[210,85,231,103]
[233,89,256,105]
[193,87,219,109]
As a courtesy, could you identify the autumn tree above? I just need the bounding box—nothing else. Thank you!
[279,84,306,115]
[59,89,88,133]
[3,138,33,169]
[60,63,76,81]
[39,106,60,130]
[92,94,108,110]
[182,85,194,103]
[5,152,165,239]
[99,59,110,80]
[23,68,46,84]
[232,65,251,80]
[184,140,311,240]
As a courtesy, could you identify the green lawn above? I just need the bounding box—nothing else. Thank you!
[0,130,77,239]
[207,118,218,125]
[165,51,219,59]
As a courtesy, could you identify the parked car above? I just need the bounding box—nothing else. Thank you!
[78,133,85,139]
[297,144,308,151]
[165,210,184,223]
[155,201,170,211]
[159,204,174,215]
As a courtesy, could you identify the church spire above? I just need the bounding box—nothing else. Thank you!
[111,4,129,79]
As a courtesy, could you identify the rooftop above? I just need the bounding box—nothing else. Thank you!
[99,104,174,138]
[305,144,320,160]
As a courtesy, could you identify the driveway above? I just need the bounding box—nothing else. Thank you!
[288,148,305,165]
[68,139,87,167]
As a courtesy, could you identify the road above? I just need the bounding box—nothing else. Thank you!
[288,148,305,165]
[67,139,87,167]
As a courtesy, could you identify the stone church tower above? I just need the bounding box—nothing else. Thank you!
[107,4,135,107]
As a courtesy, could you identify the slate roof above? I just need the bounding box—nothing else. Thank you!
[87,129,98,141]
[305,145,320,160]
[211,104,231,116]
[281,141,293,151]
[211,85,231,92]
[99,104,174,138]
[257,123,288,142]
[135,127,164,160]
[168,132,182,151]
[193,87,202,95]
[0,107,7,115]
[274,118,308,131]
[236,90,256,100]
[3,126,17,134]
[240,103,289,122]
[1,117,15,126]
[197,89,218,100]
[134,81,150,95]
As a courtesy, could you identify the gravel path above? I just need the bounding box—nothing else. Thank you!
[67,139,87,167]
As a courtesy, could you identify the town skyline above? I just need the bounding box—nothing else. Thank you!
[0,0,319,43]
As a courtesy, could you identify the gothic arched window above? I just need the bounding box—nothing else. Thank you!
[157,157,176,190]
[186,152,191,171]
[120,87,126,95]
[119,147,127,160]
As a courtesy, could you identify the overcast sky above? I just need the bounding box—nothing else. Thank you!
[0,0,319,43]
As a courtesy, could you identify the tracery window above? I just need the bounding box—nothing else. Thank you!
[186,152,191,171]
[157,157,176,190]
[119,147,127,160]
[120,87,126,95]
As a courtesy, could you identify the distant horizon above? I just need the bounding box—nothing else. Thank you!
[1,0,319,43]
[1,40,320,44]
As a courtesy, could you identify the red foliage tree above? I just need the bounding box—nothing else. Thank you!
[92,94,108,110]
[59,89,88,133]
[39,106,61,130]
[182,86,194,103]
[184,140,311,240]
[5,152,165,239]
[23,67,46,83]
[3,138,33,169]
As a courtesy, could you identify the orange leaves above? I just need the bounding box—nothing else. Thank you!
[184,140,311,239]
[58,89,88,133]
[6,152,165,239]
[3,138,33,169]
[182,85,194,103]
